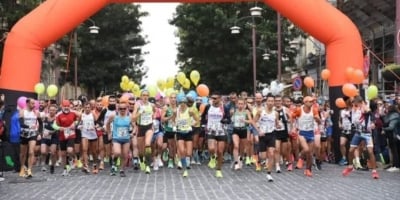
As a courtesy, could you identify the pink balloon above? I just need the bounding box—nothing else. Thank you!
[34,100,40,110]
[17,96,27,109]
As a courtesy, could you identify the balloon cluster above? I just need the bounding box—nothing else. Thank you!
[120,75,141,97]
[34,83,58,97]
[17,96,39,110]
[262,81,285,96]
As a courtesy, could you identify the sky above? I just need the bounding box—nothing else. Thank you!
[138,3,180,85]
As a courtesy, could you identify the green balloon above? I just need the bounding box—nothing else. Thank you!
[367,85,378,99]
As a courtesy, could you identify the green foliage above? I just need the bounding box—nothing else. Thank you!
[170,3,302,94]
[59,4,148,96]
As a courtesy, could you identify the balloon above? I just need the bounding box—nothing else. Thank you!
[186,90,198,100]
[270,81,278,89]
[176,92,186,103]
[177,72,186,85]
[147,85,158,98]
[196,84,209,97]
[157,79,166,91]
[182,78,191,89]
[128,81,135,90]
[102,95,109,107]
[303,76,314,88]
[34,83,45,94]
[34,100,39,110]
[47,84,58,97]
[17,96,27,109]
[166,76,175,89]
[190,70,200,86]
[352,69,364,84]
[335,98,346,108]
[342,83,357,97]
[277,83,284,92]
[165,88,176,97]
[202,97,208,104]
[345,67,354,80]
[366,85,378,100]
[321,69,331,80]
[121,75,129,83]
[262,88,270,96]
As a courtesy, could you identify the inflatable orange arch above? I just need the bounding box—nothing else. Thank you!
[0,0,362,105]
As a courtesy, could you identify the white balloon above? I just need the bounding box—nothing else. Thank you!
[278,83,284,92]
[271,86,279,95]
[270,81,277,88]
[262,88,270,96]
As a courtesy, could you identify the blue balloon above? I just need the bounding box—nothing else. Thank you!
[202,97,208,104]
[177,92,186,103]
[186,90,198,100]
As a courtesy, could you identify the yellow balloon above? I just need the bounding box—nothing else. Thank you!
[34,83,45,95]
[166,76,175,89]
[128,81,135,90]
[121,75,129,83]
[157,79,166,91]
[182,78,191,89]
[177,72,186,85]
[147,85,158,98]
[46,84,58,97]
[190,70,200,86]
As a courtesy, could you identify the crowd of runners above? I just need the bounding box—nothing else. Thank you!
[5,89,400,181]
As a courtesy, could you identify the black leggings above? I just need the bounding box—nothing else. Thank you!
[388,133,400,168]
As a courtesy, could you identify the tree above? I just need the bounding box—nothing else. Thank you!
[170,3,302,94]
[58,4,148,97]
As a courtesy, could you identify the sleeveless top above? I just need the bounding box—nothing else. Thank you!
[258,109,276,134]
[164,106,177,132]
[81,112,97,140]
[112,115,131,140]
[275,108,288,131]
[138,103,153,126]
[21,109,38,137]
[340,109,352,131]
[232,110,247,128]
[297,106,314,131]
[207,105,224,135]
[42,116,56,139]
[176,107,192,133]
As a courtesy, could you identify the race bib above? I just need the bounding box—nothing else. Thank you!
[64,128,75,138]
[84,121,94,131]
[117,127,129,138]
[140,113,152,125]
[233,115,245,128]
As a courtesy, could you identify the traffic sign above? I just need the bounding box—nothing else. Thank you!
[293,77,302,91]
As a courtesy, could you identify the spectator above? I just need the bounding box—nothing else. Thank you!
[383,105,400,172]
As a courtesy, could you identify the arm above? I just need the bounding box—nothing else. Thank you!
[19,110,30,129]
[106,115,115,136]
[275,111,281,129]
[190,110,200,126]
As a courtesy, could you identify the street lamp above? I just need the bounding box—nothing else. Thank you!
[231,6,263,95]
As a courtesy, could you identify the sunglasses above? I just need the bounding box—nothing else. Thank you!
[211,97,218,100]
[119,108,127,111]
[247,101,254,104]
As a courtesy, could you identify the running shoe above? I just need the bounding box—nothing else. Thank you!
[183,170,188,177]
[116,157,121,167]
[245,156,251,166]
[120,170,126,177]
[266,174,273,182]
[26,169,33,178]
[315,160,322,171]
[255,162,262,172]
[339,158,348,166]
[140,161,146,171]
[145,166,151,174]
[162,149,169,162]
[153,163,159,171]
[66,165,72,174]
[19,167,26,177]
[304,169,312,177]
[92,164,99,174]
[41,166,47,172]
[158,157,164,168]
[208,157,216,169]
[99,162,105,170]
[386,167,400,172]
[50,165,55,174]
[167,159,174,169]
[234,163,240,171]
[177,160,183,170]
[103,157,110,163]
[62,169,70,177]
[76,159,83,168]
[276,165,281,173]
[371,170,379,179]
[82,165,90,174]
[353,159,362,170]
[296,158,304,169]
[251,155,258,164]
[342,167,353,176]
[287,163,293,171]
[56,159,61,167]
[110,165,117,176]
[215,170,223,178]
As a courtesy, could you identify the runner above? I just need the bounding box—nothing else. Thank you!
[40,104,58,174]
[291,96,321,177]
[231,97,253,170]
[106,101,132,177]
[203,91,230,178]
[151,96,164,171]
[79,102,99,174]
[19,98,42,178]
[338,98,353,166]
[161,92,178,169]
[254,94,279,182]
[273,95,291,172]
[133,90,155,174]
